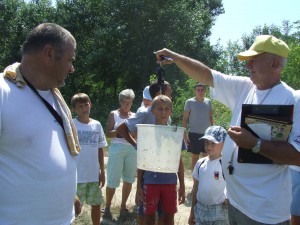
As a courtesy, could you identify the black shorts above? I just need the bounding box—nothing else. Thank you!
[187,132,205,154]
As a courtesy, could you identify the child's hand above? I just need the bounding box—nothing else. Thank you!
[135,186,144,205]
[223,198,229,207]
[178,185,185,204]
[188,213,195,224]
[184,133,190,147]
[74,195,82,216]
[99,172,106,188]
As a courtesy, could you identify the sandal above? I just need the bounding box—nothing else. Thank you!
[102,208,112,219]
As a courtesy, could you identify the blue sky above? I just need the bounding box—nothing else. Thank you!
[210,0,300,46]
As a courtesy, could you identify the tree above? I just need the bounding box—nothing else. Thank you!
[0,0,224,126]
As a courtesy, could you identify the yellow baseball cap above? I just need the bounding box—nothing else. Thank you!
[237,35,290,60]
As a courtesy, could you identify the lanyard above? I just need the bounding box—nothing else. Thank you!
[22,76,65,131]
[157,66,165,93]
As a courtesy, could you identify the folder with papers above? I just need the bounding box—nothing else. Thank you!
[238,104,294,164]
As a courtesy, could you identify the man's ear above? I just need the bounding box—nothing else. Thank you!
[271,59,280,70]
[43,44,55,60]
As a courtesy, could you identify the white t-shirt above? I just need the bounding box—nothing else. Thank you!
[74,118,107,183]
[192,156,226,205]
[210,70,297,224]
[290,90,300,172]
[0,76,77,225]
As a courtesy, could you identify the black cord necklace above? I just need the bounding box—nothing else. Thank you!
[22,76,65,131]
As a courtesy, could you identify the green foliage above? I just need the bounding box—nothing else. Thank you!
[211,100,231,129]
[282,42,300,90]
[0,0,224,128]
[1,0,299,130]
[172,77,195,126]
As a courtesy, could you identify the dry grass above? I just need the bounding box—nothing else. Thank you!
[72,204,138,225]
[72,147,193,225]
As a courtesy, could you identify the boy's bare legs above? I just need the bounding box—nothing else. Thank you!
[163,213,175,225]
[158,216,164,225]
[105,186,115,211]
[91,205,101,225]
[291,216,300,225]
[191,153,200,172]
[138,215,145,225]
[145,214,156,225]
[121,181,132,210]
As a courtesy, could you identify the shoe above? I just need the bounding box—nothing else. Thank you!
[102,208,112,219]
[120,208,131,218]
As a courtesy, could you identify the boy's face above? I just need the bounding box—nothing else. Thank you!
[152,100,172,125]
[163,85,172,99]
[73,101,91,118]
[194,86,206,98]
[204,140,223,159]
[143,98,152,108]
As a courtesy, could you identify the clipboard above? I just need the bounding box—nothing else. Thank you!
[238,104,294,164]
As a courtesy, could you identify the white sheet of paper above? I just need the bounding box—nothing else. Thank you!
[248,123,272,140]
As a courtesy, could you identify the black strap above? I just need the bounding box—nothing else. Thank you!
[197,158,225,179]
[157,67,165,92]
[23,76,65,131]
[219,159,225,180]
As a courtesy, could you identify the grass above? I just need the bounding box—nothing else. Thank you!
[72,145,193,225]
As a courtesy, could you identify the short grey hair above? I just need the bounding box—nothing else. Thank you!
[119,89,135,102]
[279,57,287,69]
[22,23,76,58]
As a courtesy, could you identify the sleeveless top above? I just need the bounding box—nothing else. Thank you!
[111,110,135,145]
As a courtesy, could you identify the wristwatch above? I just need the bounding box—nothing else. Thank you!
[252,138,262,153]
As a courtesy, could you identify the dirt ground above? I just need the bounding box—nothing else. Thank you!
[73,156,194,225]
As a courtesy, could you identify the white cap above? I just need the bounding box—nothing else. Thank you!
[143,86,152,100]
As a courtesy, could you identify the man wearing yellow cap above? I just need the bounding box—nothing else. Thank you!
[155,35,300,225]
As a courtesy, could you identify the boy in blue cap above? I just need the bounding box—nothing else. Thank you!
[189,126,228,225]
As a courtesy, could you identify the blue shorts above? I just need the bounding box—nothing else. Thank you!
[106,143,137,188]
[291,169,300,216]
[187,132,205,154]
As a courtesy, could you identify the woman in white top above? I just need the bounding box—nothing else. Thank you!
[103,89,137,218]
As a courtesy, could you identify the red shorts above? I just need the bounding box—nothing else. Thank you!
[143,184,177,214]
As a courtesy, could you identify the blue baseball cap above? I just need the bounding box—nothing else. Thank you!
[200,126,227,144]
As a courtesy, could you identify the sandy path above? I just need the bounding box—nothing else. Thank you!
[101,157,194,224]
